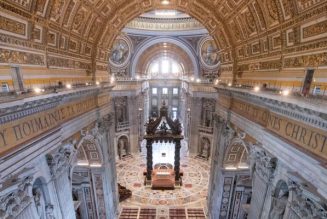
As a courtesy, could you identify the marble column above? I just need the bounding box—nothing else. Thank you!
[46,145,76,219]
[16,203,39,219]
[207,114,233,219]
[248,147,276,219]
[146,139,153,181]
[174,140,182,182]
[0,175,39,219]
[98,114,119,218]
[54,170,76,219]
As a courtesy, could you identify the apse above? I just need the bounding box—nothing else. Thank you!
[152,141,175,166]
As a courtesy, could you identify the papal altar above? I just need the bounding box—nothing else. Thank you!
[143,102,184,189]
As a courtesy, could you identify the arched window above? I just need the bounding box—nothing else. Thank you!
[147,57,184,78]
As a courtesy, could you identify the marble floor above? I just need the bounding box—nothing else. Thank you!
[116,145,210,210]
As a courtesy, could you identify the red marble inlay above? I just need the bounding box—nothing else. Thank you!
[185,184,192,188]
[133,183,142,188]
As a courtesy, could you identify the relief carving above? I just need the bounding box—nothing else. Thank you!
[0,48,45,65]
[284,52,327,68]
[72,7,87,34]
[50,0,65,22]
[266,0,279,24]
[0,173,34,218]
[0,15,26,36]
[46,144,75,177]
[303,19,327,39]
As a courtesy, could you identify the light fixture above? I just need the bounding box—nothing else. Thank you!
[96,81,100,86]
[33,87,43,94]
[214,79,219,85]
[136,75,140,80]
[228,82,232,87]
[190,76,195,82]
[238,165,249,169]
[282,89,290,96]
[155,10,176,16]
[196,78,201,83]
[85,82,89,86]
[160,0,170,5]
[224,166,238,170]
[77,161,89,166]
[254,86,260,92]
[110,75,115,84]
[90,163,102,168]
[66,84,72,89]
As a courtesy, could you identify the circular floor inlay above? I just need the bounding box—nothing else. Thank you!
[117,155,210,207]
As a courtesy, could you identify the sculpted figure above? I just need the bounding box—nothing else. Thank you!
[118,138,127,158]
[269,189,288,219]
[33,188,46,219]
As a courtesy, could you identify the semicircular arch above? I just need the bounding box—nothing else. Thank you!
[130,37,200,78]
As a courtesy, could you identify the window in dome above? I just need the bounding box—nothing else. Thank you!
[147,57,183,78]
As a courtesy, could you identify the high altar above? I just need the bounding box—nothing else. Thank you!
[144,102,184,189]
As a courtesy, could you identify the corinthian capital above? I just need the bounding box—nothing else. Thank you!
[98,113,114,133]
[0,172,34,218]
[46,144,74,177]
[250,147,276,182]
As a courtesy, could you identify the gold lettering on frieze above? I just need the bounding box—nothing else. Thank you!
[0,97,98,155]
[0,15,26,36]
[231,98,327,160]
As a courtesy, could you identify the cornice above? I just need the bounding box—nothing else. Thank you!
[215,87,327,131]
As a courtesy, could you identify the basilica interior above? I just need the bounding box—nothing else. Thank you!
[1,0,327,219]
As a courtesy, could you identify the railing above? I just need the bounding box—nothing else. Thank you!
[198,125,213,133]
[116,121,130,132]
[214,84,327,112]
[0,82,113,104]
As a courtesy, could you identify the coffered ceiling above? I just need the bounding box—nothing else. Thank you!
[1,0,327,76]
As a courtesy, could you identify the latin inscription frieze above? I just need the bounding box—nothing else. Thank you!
[0,97,98,155]
[230,98,327,160]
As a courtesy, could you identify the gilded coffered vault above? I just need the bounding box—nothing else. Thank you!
[0,0,327,86]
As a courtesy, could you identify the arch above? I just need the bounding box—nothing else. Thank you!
[130,37,200,78]
[223,136,250,170]
[72,134,104,168]
[96,2,233,51]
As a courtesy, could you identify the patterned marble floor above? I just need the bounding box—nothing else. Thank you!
[116,151,210,209]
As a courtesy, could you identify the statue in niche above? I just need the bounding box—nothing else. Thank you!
[118,137,128,158]
[45,204,55,219]
[200,138,210,159]
[205,110,212,127]
[33,188,46,219]
[269,188,288,219]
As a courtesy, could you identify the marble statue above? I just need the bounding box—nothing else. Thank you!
[118,138,127,158]
[45,204,55,219]
[269,189,288,219]
[33,188,46,219]
[200,138,210,158]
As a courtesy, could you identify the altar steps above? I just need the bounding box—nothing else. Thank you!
[119,207,206,219]
[121,154,133,161]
